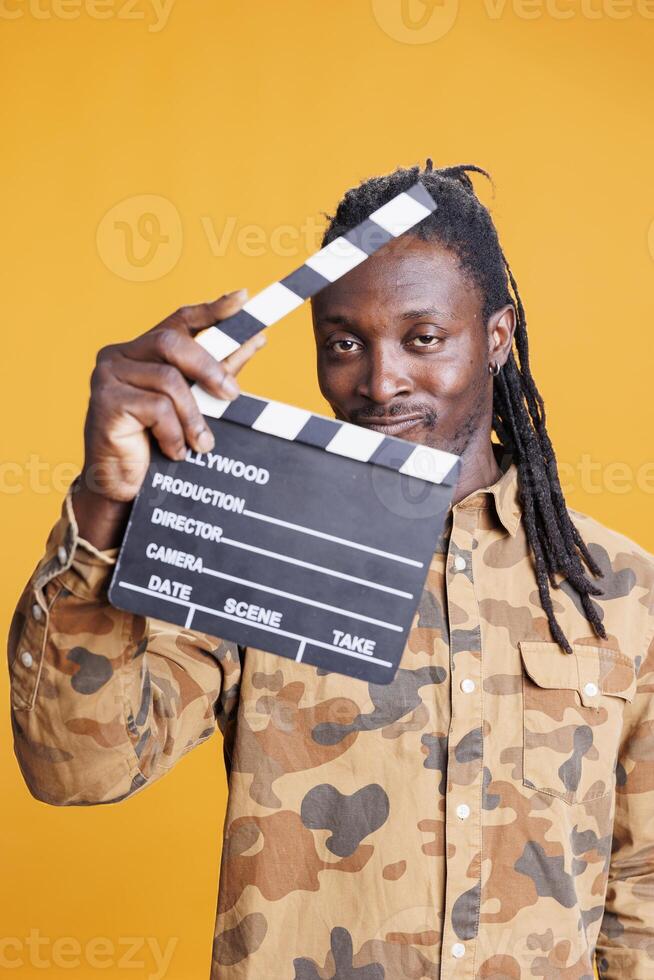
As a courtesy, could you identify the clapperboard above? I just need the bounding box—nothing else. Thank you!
[109,182,461,684]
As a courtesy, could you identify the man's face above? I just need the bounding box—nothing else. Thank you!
[311,235,499,456]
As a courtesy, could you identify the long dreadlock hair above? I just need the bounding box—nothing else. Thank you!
[320,159,606,654]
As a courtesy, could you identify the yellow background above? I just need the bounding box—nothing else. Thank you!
[2,1,653,977]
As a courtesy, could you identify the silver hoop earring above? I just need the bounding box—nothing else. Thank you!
[489,362,501,377]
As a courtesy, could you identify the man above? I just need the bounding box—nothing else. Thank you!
[8,161,654,979]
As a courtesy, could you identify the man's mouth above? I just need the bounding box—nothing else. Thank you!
[354,415,423,436]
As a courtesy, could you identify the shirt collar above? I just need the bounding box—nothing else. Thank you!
[452,445,522,538]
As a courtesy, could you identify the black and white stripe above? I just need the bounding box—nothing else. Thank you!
[193,388,459,487]
[195,181,437,362]
[191,180,455,487]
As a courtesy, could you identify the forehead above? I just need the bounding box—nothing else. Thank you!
[311,236,483,322]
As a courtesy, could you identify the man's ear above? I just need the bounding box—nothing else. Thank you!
[487,304,516,367]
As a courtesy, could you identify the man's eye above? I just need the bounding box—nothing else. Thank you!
[329,339,361,352]
[410,334,440,348]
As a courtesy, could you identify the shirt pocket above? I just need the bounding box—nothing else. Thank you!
[518,640,636,805]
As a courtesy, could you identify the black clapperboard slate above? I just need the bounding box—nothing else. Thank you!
[109,182,461,684]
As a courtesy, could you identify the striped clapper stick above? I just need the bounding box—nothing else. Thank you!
[109,182,461,685]
[193,181,438,363]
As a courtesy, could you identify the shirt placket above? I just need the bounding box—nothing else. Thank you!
[439,505,484,979]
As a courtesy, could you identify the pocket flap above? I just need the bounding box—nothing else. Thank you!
[518,641,636,706]
[573,644,637,704]
[519,641,578,689]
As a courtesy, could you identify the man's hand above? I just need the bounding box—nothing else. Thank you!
[72,289,265,549]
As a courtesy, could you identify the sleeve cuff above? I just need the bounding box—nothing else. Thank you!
[34,478,122,601]
[11,480,126,711]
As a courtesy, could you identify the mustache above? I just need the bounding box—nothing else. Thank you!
[350,403,438,427]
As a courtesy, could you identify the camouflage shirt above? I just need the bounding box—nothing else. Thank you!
[7,460,654,980]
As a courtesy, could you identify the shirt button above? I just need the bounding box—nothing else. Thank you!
[454,554,467,571]
[583,682,598,697]
[20,651,34,668]
[32,603,43,622]
[57,545,68,566]
[460,678,475,694]
[456,803,470,820]
[451,942,465,958]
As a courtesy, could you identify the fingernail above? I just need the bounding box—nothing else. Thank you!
[196,429,214,453]
[255,332,267,347]
[229,287,248,300]
[223,376,239,399]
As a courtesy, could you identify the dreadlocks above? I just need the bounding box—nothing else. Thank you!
[321,159,606,654]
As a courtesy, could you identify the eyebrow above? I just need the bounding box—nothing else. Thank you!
[314,313,358,330]
[399,306,449,321]
[314,306,450,330]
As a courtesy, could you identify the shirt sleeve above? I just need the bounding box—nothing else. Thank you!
[595,582,654,979]
[7,480,243,806]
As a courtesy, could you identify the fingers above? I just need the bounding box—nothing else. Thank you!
[124,324,241,400]
[124,289,269,399]
[221,331,267,375]
[117,384,189,461]
[157,288,250,335]
[113,357,216,454]
[89,288,268,467]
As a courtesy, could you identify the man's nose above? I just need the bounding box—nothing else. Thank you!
[355,346,413,404]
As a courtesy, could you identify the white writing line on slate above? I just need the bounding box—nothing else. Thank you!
[241,508,423,568]
[201,564,402,631]
[118,581,394,668]
[219,536,413,598]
